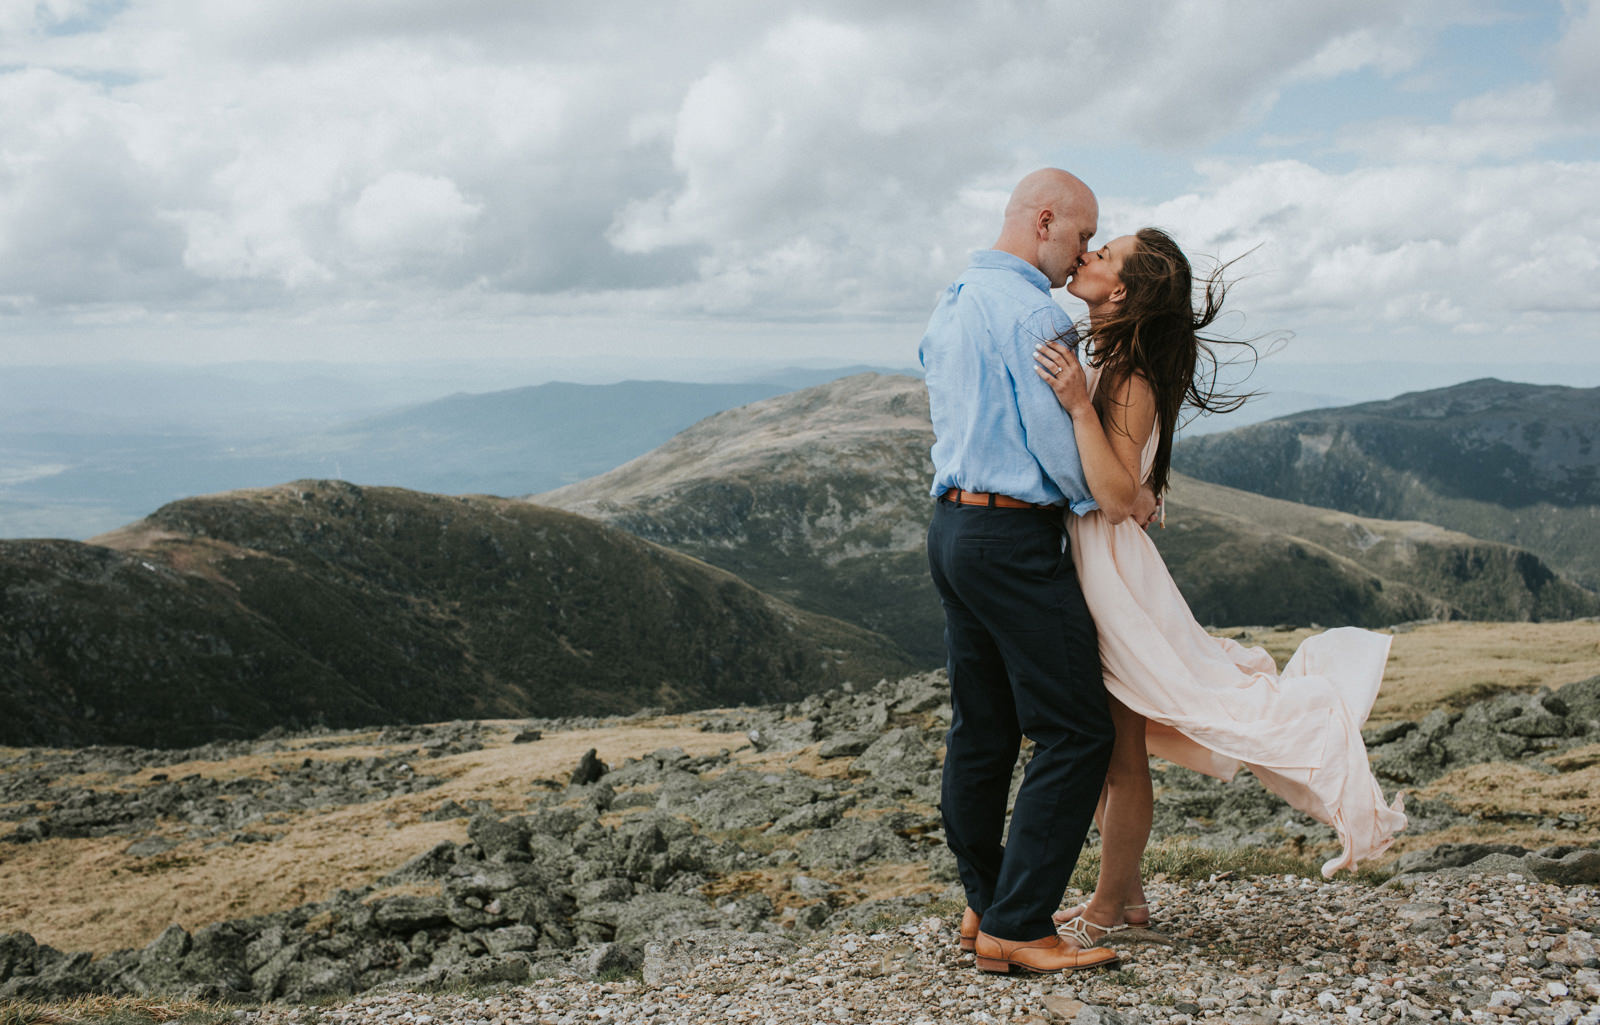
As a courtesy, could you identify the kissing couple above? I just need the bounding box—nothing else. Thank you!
[920,168,1407,974]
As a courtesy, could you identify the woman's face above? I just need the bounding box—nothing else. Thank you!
[1066,234,1136,308]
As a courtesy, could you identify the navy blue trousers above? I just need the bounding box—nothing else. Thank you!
[927,496,1114,942]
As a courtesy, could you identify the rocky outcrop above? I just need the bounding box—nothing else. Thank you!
[1363,675,1599,790]
[3,669,1598,1003]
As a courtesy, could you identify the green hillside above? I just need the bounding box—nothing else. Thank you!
[0,480,914,748]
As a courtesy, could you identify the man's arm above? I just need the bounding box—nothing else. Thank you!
[1005,307,1097,512]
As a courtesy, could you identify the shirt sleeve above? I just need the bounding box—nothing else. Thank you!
[1005,305,1099,514]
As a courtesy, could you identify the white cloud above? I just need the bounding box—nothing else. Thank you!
[1103,158,1600,355]
[341,172,481,268]
[0,0,1595,371]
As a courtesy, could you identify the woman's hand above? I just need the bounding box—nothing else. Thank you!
[1033,339,1092,418]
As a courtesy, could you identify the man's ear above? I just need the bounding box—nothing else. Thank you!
[1037,209,1053,241]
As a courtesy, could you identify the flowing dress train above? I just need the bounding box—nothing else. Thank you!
[1066,369,1406,876]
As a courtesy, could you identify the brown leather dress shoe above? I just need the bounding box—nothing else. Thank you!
[959,907,980,952]
[973,930,1120,974]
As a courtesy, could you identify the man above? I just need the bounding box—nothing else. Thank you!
[920,168,1143,974]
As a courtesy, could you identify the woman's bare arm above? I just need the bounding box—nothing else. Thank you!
[1034,340,1155,524]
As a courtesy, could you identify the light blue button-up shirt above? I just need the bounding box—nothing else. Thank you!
[918,249,1097,514]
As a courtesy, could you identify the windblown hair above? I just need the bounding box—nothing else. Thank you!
[1077,227,1255,495]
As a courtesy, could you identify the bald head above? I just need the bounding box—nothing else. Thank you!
[993,168,1098,289]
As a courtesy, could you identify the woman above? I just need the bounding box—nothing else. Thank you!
[1031,228,1406,948]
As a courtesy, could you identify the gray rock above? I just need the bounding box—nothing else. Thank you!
[250,940,305,1000]
[372,896,451,932]
[0,932,42,983]
[482,925,539,955]
[1558,675,1600,722]
[512,729,542,743]
[404,952,534,991]
[640,929,797,987]
[849,727,937,780]
[747,719,820,752]
[818,732,875,759]
[611,893,723,946]
[793,903,831,931]
[468,812,530,862]
[576,877,635,905]
[584,942,644,978]
[1548,931,1598,968]
[570,748,609,786]
[381,840,458,883]
[796,817,912,868]
[1073,1007,1141,1025]
[1394,842,1530,874]
[790,875,840,901]
[422,800,470,821]
[1524,849,1600,886]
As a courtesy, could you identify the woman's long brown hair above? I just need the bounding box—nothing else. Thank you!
[1075,227,1255,495]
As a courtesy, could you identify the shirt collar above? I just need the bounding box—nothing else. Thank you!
[968,249,1053,295]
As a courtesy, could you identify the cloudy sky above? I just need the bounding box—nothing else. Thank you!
[2,0,1598,374]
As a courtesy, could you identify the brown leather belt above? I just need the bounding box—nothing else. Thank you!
[942,488,1054,509]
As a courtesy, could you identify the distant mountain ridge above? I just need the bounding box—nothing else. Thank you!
[0,480,914,748]
[1,371,912,541]
[536,374,1598,660]
[1174,378,1600,589]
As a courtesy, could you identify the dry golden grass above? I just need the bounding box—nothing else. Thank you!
[0,723,741,956]
[725,744,856,780]
[0,993,238,1025]
[1231,620,1600,725]
[1417,758,1600,828]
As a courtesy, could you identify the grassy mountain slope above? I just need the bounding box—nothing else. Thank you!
[0,480,913,748]
[536,375,1596,661]
[1174,378,1600,589]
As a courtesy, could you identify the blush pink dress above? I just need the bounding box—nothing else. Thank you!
[1065,368,1407,876]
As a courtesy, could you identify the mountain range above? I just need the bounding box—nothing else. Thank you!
[1174,378,1600,590]
[537,374,1598,662]
[0,480,912,748]
[3,371,1595,749]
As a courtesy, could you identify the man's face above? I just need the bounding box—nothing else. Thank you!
[1038,199,1098,289]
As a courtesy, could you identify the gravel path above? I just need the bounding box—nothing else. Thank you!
[240,871,1599,1025]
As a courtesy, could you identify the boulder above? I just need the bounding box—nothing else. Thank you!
[1558,675,1600,723]
[1394,842,1529,875]
[372,896,452,933]
[583,941,644,978]
[611,893,723,946]
[468,812,530,863]
[818,732,875,759]
[381,841,459,884]
[570,749,609,786]
[849,728,937,781]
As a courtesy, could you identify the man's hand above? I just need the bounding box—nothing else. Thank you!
[1131,485,1161,530]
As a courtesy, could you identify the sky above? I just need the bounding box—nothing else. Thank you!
[2,0,1599,375]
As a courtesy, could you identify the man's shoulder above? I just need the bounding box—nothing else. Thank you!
[957,265,1061,313]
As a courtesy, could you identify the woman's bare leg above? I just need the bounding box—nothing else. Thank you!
[1056,696,1151,932]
